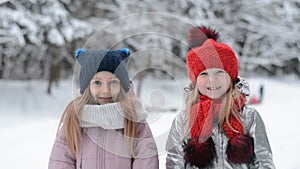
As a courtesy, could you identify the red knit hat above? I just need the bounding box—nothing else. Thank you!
[186,27,239,84]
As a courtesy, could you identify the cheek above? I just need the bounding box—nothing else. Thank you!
[225,82,231,91]
[196,79,206,93]
[222,75,231,87]
[111,86,120,95]
[220,78,231,92]
[89,86,99,97]
[196,77,205,87]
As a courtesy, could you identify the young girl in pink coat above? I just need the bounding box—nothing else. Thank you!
[49,48,159,169]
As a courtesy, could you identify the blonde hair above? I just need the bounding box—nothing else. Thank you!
[183,82,242,136]
[57,85,139,157]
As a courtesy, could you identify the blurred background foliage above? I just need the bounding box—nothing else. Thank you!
[0,0,299,93]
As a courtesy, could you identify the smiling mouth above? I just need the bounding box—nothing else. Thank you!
[207,86,221,90]
[99,97,113,100]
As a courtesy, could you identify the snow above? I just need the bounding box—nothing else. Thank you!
[0,76,300,168]
[47,28,65,46]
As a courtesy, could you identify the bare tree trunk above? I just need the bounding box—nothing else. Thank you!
[47,45,60,94]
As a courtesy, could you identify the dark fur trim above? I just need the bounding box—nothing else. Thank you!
[226,134,255,164]
[184,137,216,168]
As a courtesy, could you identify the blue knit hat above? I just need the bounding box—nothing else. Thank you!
[75,48,131,94]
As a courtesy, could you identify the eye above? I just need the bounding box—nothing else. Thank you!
[92,80,102,85]
[111,79,119,83]
[111,79,120,85]
[200,72,208,76]
[216,70,225,74]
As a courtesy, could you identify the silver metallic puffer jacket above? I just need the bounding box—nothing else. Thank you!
[166,77,275,169]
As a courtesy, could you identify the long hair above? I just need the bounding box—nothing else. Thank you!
[118,87,139,158]
[183,81,242,137]
[57,85,139,157]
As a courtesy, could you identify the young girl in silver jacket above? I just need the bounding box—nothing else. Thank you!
[166,27,275,169]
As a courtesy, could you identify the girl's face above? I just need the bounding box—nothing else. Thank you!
[89,71,121,105]
[196,68,231,99]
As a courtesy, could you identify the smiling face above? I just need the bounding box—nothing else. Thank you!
[89,71,121,105]
[196,68,231,99]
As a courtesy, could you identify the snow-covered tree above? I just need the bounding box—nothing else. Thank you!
[192,0,300,77]
[0,0,94,93]
[1,0,300,94]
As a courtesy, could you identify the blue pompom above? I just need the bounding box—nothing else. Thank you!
[75,49,85,58]
[121,48,130,57]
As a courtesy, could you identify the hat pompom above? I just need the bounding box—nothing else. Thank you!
[121,48,130,57]
[188,26,219,48]
[226,134,255,164]
[75,48,85,59]
[184,137,216,168]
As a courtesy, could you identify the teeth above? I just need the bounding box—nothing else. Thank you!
[207,86,221,90]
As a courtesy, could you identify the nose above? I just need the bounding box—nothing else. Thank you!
[101,83,111,94]
[208,75,217,83]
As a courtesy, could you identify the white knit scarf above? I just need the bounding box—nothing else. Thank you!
[78,102,147,129]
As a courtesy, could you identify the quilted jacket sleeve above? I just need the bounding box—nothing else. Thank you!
[132,122,159,169]
[48,129,76,169]
[246,108,276,169]
[166,112,187,169]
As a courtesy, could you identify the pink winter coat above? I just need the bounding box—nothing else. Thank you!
[48,103,159,169]
[49,123,159,169]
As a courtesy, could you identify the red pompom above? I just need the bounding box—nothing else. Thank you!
[188,26,219,48]
[184,137,216,168]
[226,134,255,164]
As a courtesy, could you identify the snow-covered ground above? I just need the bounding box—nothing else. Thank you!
[0,76,299,169]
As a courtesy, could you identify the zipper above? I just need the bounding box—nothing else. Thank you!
[102,129,106,169]
[218,126,224,169]
[97,128,100,169]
